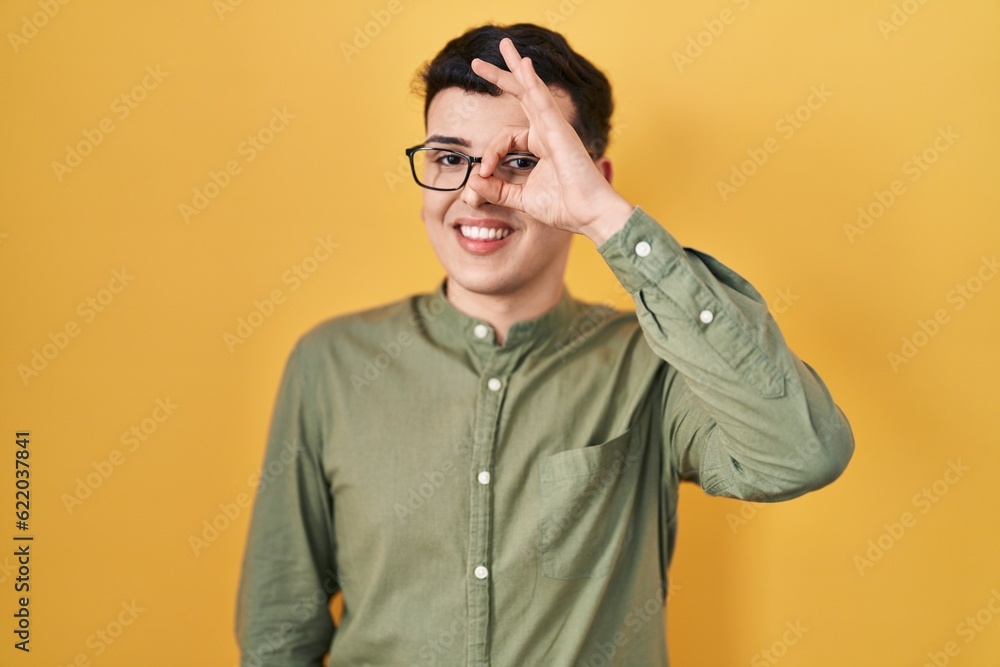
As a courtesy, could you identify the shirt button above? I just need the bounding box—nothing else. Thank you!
[477,471,491,485]
[473,324,489,339]
[487,377,502,392]
[699,309,715,324]
[634,240,652,257]
[474,565,489,580]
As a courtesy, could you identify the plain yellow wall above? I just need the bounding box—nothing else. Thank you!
[2,0,998,665]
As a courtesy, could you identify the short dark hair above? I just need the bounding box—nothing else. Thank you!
[413,23,614,157]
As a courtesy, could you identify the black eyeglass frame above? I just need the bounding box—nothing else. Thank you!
[404,144,540,192]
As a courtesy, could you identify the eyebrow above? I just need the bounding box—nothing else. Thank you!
[424,134,471,148]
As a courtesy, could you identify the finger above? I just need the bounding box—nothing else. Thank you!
[498,46,552,124]
[470,57,524,97]
[515,57,564,126]
[498,37,524,77]
[466,173,524,211]
[478,126,531,177]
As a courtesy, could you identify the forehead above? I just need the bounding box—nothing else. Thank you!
[425,86,576,147]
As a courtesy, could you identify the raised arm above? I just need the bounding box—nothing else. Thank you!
[597,208,854,501]
[469,36,853,501]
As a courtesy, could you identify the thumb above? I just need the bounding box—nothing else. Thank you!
[466,173,525,210]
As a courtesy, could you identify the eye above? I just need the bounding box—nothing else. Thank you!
[437,153,466,167]
[502,154,538,171]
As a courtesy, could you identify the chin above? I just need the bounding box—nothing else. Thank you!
[447,271,520,296]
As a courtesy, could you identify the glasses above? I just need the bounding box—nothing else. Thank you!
[404,144,539,191]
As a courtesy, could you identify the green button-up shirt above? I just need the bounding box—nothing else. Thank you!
[235,206,854,666]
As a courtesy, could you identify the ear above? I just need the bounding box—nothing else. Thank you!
[593,156,614,185]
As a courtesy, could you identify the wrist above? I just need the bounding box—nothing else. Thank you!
[579,193,635,247]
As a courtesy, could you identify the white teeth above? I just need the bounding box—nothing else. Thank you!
[459,225,512,240]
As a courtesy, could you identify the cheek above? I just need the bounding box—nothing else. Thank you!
[420,192,451,225]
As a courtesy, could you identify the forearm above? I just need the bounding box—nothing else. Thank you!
[599,207,854,500]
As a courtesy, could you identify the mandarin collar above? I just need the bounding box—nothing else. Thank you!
[415,278,580,352]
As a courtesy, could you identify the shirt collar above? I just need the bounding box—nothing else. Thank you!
[415,278,581,353]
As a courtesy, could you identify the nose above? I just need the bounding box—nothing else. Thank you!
[459,175,488,208]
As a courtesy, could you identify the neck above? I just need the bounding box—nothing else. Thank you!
[444,279,565,346]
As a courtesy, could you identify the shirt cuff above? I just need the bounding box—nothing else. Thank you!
[596,205,684,294]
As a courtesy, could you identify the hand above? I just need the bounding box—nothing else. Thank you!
[469,38,633,245]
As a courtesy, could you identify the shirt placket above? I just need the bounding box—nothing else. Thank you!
[465,334,520,667]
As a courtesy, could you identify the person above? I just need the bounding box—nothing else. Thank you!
[235,22,854,666]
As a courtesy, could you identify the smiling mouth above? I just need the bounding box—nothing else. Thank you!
[452,220,515,254]
[458,225,513,240]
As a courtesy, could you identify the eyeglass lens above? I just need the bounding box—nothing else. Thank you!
[411,149,536,190]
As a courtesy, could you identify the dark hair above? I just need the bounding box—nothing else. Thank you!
[413,23,614,157]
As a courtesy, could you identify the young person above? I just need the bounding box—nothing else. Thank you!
[236,22,854,666]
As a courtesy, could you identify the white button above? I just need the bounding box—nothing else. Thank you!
[634,241,651,257]
[473,324,489,339]
[487,377,502,392]
[477,471,491,485]
[699,309,714,324]
[474,565,489,580]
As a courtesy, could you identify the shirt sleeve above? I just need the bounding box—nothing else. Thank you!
[235,338,338,665]
[597,206,854,501]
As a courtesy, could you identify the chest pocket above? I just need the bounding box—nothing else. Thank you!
[538,428,642,580]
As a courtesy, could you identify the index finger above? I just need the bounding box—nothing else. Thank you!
[470,56,525,98]
[497,37,525,78]
[472,39,562,126]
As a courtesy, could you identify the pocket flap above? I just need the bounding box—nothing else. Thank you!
[540,429,634,482]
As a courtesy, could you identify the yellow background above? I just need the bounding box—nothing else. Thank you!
[2,0,998,664]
